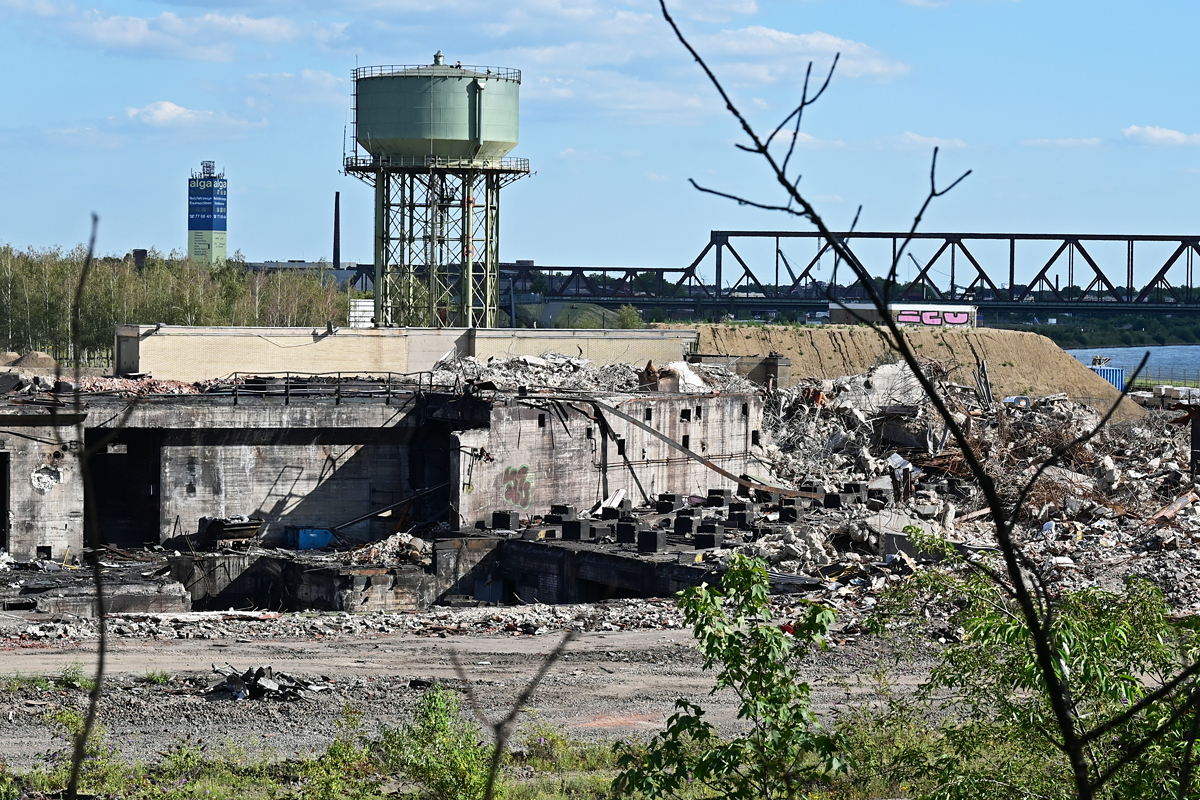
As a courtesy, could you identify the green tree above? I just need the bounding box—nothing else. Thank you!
[616,304,643,329]
[614,555,844,799]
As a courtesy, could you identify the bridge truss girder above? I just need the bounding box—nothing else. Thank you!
[512,231,1200,311]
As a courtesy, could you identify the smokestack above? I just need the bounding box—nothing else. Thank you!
[333,191,341,270]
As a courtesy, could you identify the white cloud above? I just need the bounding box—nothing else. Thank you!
[668,0,759,24]
[700,26,909,81]
[0,1,340,61]
[126,101,264,130]
[646,171,670,181]
[1123,125,1200,146]
[766,131,844,149]
[245,70,347,105]
[1024,137,1103,147]
[45,126,124,148]
[523,68,711,125]
[900,131,965,148]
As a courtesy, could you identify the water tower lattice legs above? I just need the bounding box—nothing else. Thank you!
[372,170,501,328]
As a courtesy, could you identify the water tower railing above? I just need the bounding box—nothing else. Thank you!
[352,65,521,81]
[343,155,530,173]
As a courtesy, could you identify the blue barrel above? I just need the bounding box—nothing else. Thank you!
[286,528,334,549]
[1090,366,1126,391]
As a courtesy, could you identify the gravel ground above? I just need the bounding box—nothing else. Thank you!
[0,612,935,770]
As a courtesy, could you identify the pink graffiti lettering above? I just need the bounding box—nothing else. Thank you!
[921,311,943,325]
[897,311,922,323]
[502,465,534,509]
[944,312,970,325]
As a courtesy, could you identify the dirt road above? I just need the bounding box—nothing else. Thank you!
[0,622,925,769]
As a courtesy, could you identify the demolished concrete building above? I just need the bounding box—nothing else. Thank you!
[0,354,767,611]
[0,381,763,560]
[5,334,1198,629]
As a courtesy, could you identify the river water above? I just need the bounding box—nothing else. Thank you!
[1066,344,1200,379]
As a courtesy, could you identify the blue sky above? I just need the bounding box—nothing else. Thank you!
[1,0,1198,283]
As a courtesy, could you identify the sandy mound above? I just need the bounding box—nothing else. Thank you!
[12,351,58,369]
[656,323,1142,420]
[0,352,19,367]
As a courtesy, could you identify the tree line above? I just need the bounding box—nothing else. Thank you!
[0,245,354,363]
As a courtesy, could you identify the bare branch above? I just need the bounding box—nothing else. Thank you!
[64,214,103,800]
[451,631,577,800]
[655,3,1104,792]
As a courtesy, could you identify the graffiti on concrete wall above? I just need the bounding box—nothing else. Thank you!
[502,465,534,508]
[896,309,972,326]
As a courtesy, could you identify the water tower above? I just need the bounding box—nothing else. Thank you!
[344,51,529,328]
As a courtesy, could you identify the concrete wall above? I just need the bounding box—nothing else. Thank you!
[158,440,412,543]
[87,398,444,544]
[114,325,699,381]
[472,329,696,366]
[115,325,415,380]
[0,420,83,561]
[452,392,764,528]
[170,536,503,612]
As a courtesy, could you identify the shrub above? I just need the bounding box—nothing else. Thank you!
[614,555,844,799]
[378,686,495,800]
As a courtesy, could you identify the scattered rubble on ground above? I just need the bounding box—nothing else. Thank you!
[207,663,335,701]
[0,599,694,643]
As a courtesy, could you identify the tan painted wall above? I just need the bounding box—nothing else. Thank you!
[472,330,695,366]
[117,326,411,381]
[115,325,699,381]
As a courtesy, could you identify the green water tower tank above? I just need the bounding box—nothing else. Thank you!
[353,50,520,161]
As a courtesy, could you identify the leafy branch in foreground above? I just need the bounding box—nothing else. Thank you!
[614,554,844,800]
[856,531,1200,800]
[655,2,1193,796]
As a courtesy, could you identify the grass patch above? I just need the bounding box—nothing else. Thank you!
[3,663,96,694]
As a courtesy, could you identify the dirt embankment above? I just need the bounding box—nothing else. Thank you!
[665,324,1141,420]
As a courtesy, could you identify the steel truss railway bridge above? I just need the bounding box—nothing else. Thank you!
[502,231,1200,316]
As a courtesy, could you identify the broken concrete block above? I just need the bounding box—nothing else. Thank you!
[616,522,639,544]
[638,530,668,553]
[492,510,519,530]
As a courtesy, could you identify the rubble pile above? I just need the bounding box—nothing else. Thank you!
[428,353,750,395]
[429,353,639,393]
[2,599,694,643]
[346,532,432,566]
[698,357,1199,619]
[207,663,334,701]
[77,375,202,396]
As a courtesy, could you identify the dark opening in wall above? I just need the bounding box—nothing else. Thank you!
[741,403,749,417]
[0,452,7,553]
[616,438,626,456]
[695,406,702,421]
[751,430,761,446]
[36,546,51,560]
[680,408,692,422]
[537,413,546,428]
[644,407,653,422]
[681,435,691,449]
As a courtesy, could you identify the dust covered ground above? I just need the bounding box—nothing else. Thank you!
[0,612,934,770]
